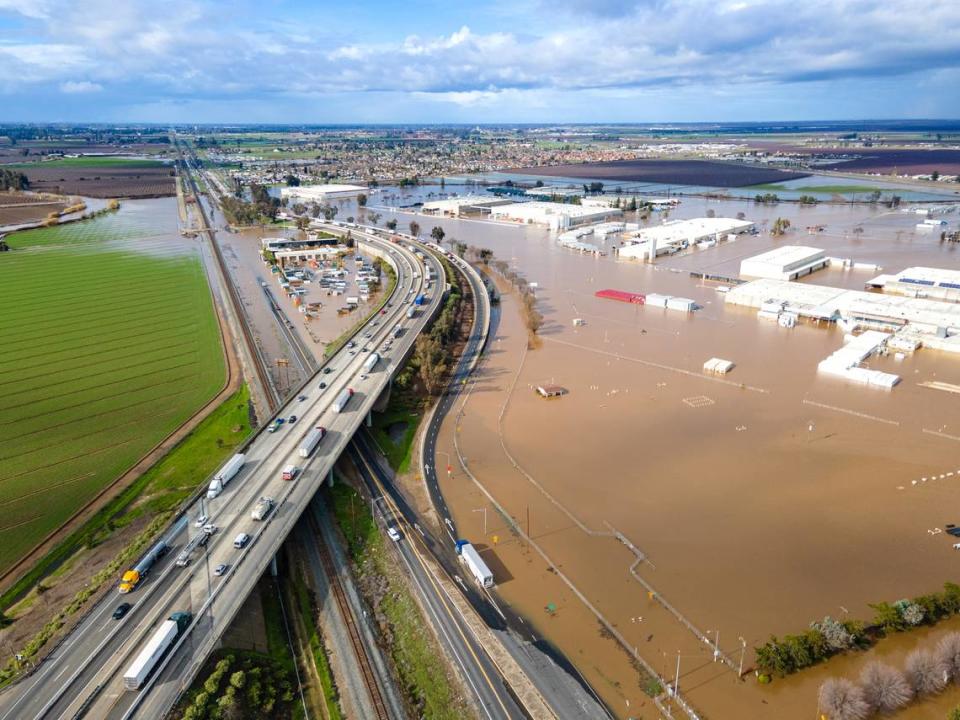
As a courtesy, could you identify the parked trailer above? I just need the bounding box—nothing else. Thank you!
[118,540,169,594]
[363,352,380,372]
[298,426,326,458]
[455,540,494,588]
[207,453,246,499]
[122,612,192,690]
[332,388,354,413]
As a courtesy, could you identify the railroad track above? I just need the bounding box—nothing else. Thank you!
[172,140,279,411]
[306,509,391,720]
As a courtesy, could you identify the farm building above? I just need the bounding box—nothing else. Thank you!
[488,201,622,231]
[280,184,367,202]
[739,245,828,280]
[618,217,754,261]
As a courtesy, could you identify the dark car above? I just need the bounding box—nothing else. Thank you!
[113,602,132,620]
[323,367,332,375]
[319,382,327,390]
[198,533,210,547]
[947,527,960,537]
[288,415,297,424]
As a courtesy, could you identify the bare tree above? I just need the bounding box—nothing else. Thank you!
[937,633,960,681]
[905,649,950,696]
[859,662,912,714]
[818,678,870,720]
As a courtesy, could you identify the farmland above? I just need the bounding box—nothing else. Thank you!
[0,203,225,574]
[6,157,167,169]
[510,158,809,187]
[6,158,175,199]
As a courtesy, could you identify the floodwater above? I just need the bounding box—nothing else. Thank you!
[372,191,960,718]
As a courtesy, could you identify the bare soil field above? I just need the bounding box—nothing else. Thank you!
[0,202,67,226]
[509,158,810,187]
[15,165,175,198]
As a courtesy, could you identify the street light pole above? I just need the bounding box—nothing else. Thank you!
[472,507,487,535]
[738,636,747,678]
[674,651,681,698]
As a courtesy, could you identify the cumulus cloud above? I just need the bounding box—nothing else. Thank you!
[0,0,958,116]
[60,80,102,94]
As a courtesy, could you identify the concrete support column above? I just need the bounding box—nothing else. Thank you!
[328,467,335,487]
[270,554,278,577]
[366,410,373,428]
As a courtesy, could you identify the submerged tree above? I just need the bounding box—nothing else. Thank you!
[859,662,912,714]
[905,649,949,696]
[937,633,960,681]
[818,678,870,720]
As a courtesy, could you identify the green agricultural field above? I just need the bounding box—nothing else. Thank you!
[0,206,225,574]
[9,156,167,169]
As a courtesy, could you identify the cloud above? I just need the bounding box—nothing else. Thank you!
[60,80,102,94]
[0,0,958,119]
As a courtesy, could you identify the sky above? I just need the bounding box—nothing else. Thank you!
[1,0,959,123]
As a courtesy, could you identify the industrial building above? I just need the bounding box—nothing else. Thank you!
[524,186,582,199]
[725,277,960,353]
[261,236,347,267]
[817,330,900,389]
[618,217,754,261]
[866,266,960,303]
[487,201,622,231]
[421,195,513,216]
[279,184,367,202]
[739,245,828,280]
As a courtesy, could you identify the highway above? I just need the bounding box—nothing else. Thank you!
[0,224,444,720]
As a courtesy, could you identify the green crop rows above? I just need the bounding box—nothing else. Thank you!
[0,209,225,574]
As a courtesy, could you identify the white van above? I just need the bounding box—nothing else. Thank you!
[234,533,250,549]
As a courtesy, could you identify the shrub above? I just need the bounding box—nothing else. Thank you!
[811,617,854,651]
[937,633,960,681]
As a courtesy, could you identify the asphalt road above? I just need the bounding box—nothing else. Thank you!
[348,441,526,720]
[0,228,442,720]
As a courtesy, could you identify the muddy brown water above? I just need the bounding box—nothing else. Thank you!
[395,195,960,718]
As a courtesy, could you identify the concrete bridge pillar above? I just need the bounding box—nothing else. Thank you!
[270,554,278,577]
[328,467,335,487]
[366,410,373,428]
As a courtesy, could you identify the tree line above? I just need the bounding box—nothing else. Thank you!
[0,168,29,191]
[756,582,960,680]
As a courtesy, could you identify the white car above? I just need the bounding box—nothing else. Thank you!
[194,514,208,528]
[387,527,401,542]
[203,523,218,535]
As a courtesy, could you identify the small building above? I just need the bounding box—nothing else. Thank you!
[536,384,568,398]
[703,358,735,374]
[739,245,828,281]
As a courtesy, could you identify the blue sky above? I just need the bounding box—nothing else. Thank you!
[1,0,958,123]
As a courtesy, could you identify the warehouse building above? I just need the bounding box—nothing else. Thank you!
[280,184,367,202]
[618,217,754,261]
[487,201,622,231]
[866,266,960,303]
[739,245,828,280]
[421,195,514,216]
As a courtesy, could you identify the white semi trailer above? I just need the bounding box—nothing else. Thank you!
[123,612,192,690]
[207,453,245,499]
[332,388,354,413]
[455,540,494,588]
[363,352,380,372]
[298,426,325,458]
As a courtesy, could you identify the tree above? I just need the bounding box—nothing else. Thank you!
[368,212,381,226]
[859,662,912,714]
[453,241,467,258]
[870,601,906,633]
[430,226,445,243]
[386,219,397,231]
[479,248,494,265]
[284,174,300,186]
[322,205,338,221]
[409,221,420,237]
[295,216,310,231]
[817,678,870,720]
[810,617,853,651]
[932,170,940,181]
[905,648,949,695]
[771,217,791,236]
[414,335,446,395]
[357,193,368,206]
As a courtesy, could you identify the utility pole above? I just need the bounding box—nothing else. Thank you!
[738,636,747,678]
[674,651,681,698]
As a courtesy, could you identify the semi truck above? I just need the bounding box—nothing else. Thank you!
[118,540,169,594]
[415,294,426,306]
[123,611,192,690]
[455,540,494,588]
[298,426,325,458]
[282,464,299,480]
[207,453,246,499]
[363,352,380,372]
[332,388,354,413]
[251,496,274,521]
[406,306,416,319]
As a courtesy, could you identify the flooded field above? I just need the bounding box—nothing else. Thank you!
[371,193,960,717]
